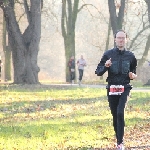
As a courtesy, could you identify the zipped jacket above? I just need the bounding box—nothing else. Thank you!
[95,48,137,85]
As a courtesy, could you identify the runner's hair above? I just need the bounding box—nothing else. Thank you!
[114,29,128,38]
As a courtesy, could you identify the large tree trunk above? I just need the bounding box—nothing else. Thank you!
[108,0,118,35]
[3,14,11,81]
[5,6,26,84]
[23,0,41,84]
[4,46,11,81]
[1,0,41,84]
[61,0,79,82]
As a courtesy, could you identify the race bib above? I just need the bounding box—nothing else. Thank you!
[71,68,75,72]
[109,85,124,95]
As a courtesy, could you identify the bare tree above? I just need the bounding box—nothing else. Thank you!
[126,1,150,85]
[61,0,80,82]
[0,0,42,84]
[128,0,150,68]
[107,0,150,85]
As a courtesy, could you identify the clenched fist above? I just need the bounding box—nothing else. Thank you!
[129,72,137,79]
[105,58,112,67]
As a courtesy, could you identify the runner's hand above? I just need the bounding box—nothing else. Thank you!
[129,72,137,79]
[105,58,112,67]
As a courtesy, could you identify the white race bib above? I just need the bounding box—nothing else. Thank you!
[71,68,75,72]
[109,85,124,95]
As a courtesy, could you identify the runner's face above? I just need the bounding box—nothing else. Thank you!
[115,31,127,49]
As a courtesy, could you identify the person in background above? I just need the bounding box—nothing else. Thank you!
[77,55,86,85]
[68,56,75,84]
[95,30,137,150]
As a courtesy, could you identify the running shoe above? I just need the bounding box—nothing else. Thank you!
[117,143,124,150]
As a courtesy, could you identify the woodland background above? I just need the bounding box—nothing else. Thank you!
[0,0,150,84]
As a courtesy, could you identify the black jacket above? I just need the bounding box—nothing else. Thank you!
[68,59,75,71]
[95,48,137,85]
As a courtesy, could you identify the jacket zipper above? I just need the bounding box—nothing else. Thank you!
[119,53,122,74]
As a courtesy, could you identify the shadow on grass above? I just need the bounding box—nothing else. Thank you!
[0,95,107,117]
[0,83,92,92]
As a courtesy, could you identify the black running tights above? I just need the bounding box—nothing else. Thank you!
[108,88,130,145]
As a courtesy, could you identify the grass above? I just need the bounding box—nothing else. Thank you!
[0,84,150,150]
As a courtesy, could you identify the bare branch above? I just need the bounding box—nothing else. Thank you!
[80,0,108,24]
[17,12,26,23]
[129,25,150,49]
[23,0,31,23]
[78,4,92,12]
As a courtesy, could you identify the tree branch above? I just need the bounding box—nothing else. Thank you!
[117,0,125,29]
[129,25,150,49]
[108,0,117,35]
[72,0,79,30]
[138,34,150,66]
[80,0,108,23]
[23,0,31,23]
[78,4,92,12]
[67,0,72,34]
[61,0,67,38]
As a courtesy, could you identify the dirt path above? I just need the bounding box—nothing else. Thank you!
[50,83,150,92]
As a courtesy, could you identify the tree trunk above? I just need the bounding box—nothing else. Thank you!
[23,0,41,84]
[3,13,11,81]
[145,79,150,85]
[144,0,150,85]
[108,0,125,35]
[61,0,79,82]
[4,46,11,81]
[3,14,11,81]
[1,0,41,84]
[108,0,118,35]
[145,0,150,23]
[105,18,111,51]
[138,34,150,66]
[64,37,75,82]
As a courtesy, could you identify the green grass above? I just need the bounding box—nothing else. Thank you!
[0,84,150,150]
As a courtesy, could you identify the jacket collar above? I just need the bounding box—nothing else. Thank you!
[114,47,126,54]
